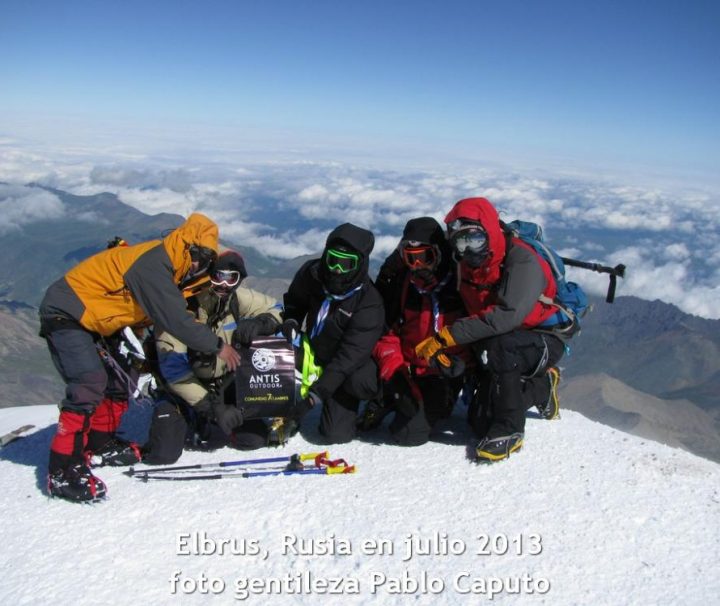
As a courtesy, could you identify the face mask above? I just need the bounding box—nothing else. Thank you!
[462,249,490,268]
[410,268,439,290]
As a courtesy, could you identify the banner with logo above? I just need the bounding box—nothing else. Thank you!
[235,336,296,419]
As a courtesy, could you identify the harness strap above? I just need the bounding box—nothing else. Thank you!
[96,342,154,406]
[538,293,577,332]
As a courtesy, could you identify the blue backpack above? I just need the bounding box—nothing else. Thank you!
[505,220,589,335]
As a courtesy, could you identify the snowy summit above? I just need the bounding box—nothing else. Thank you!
[1,403,718,605]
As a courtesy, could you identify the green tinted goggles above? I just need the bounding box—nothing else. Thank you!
[325,248,360,274]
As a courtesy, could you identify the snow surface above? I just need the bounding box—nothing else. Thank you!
[1,403,719,606]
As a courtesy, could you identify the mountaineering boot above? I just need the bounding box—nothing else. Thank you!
[536,367,561,420]
[47,409,108,502]
[84,398,140,466]
[357,399,392,431]
[85,398,128,452]
[88,437,143,467]
[48,410,106,502]
[48,463,107,503]
[475,433,524,462]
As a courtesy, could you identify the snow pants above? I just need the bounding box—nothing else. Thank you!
[385,374,462,446]
[468,330,565,440]
[42,325,131,472]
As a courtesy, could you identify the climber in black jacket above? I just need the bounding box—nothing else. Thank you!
[282,223,385,443]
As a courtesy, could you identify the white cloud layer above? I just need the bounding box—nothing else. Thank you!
[1,140,718,319]
[0,184,66,234]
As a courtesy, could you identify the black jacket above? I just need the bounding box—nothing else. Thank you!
[283,224,384,402]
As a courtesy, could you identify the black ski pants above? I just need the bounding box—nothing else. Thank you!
[386,374,462,447]
[468,330,564,440]
[318,358,379,444]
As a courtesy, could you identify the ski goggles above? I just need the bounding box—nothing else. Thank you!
[325,248,360,274]
[210,269,243,288]
[451,229,488,255]
[401,243,439,271]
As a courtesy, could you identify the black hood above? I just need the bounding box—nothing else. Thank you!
[325,223,375,257]
[320,223,375,295]
[402,217,445,247]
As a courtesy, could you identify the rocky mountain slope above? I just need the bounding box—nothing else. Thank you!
[561,373,720,462]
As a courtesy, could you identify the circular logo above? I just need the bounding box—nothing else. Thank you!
[251,348,276,372]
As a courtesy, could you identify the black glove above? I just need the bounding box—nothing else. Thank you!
[280,318,300,343]
[254,312,280,336]
[195,392,244,436]
[213,402,244,436]
[432,354,466,379]
[233,318,260,347]
[233,314,280,347]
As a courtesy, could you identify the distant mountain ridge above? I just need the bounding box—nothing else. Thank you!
[568,295,720,414]
[0,303,63,408]
[0,184,287,306]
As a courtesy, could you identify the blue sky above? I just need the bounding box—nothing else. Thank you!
[1,0,718,177]
[1,1,720,317]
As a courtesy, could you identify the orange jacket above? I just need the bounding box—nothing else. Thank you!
[64,213,218,336]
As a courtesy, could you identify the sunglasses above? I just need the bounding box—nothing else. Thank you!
[452,230,488,254]
[401,244,439,271]
[325,248,360,274]
[210,269,243,288]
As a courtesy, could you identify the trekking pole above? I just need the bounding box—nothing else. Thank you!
[135,464,356,482]
[561,258,626,303]
[244,464,356,478]
[125,451,330,477]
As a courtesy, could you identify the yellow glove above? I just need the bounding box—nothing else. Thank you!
[414,326,457,364]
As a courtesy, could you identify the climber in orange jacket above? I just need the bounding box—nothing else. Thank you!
[39,213,240,502]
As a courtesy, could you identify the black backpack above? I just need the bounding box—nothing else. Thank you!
[142,399,187,465]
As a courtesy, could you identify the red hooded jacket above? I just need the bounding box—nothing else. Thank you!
[444,198,558,342]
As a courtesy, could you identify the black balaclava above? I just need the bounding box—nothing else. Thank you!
[319,223,375,296]
[401,217,451,289]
